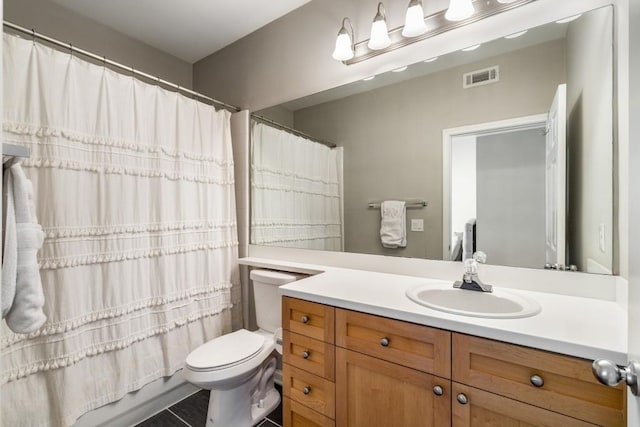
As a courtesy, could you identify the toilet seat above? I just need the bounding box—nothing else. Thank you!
[186,329,265,372]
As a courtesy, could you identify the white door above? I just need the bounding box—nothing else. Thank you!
[545,84,567,267]
[627,1,640,422]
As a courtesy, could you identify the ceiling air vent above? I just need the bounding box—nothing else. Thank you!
[463,66,500,88]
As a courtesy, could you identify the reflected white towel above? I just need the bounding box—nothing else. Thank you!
[2,162,46,333]
[380,201,406,248]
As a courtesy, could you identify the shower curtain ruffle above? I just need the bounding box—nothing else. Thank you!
[251,122,343,250]
[1,33,239,426]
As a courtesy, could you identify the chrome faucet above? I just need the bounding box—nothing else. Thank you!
[454,252,493,293]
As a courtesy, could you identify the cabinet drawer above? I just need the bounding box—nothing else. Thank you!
[283,331,335,381]
[452,382,597,426]
[283,363,335,419]
[283,297,335,344]
[335,308,451,378]
[284,398,335,427]
[452,334,625,427]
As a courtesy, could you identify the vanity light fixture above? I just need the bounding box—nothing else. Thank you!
[556,14,582,24]
[332,18,355,61]
[333,0,536,65]
[461,44,481,51]
[368,3,392,50]
[504,30,527,39]
[402,0,428,38]
[445,0,475,22]
[392,65,409,72]
[424,56,439,62]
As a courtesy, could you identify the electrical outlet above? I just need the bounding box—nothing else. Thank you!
[411,219,424,232]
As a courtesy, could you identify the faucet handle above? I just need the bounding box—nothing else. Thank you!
[463,259,477,274]
[473,251,487,263]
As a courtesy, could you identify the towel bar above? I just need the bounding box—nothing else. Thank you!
[368,200,427,209]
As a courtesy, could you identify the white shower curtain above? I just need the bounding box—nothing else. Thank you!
[251,121,343,251]
[1,34,239,426]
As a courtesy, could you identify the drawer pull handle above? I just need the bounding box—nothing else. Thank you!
[303,386,311,395]
[301,315,309,324]
[530,375,544,388]
[456,393,468,405]
[302,351,310,359]
[433,385,443,396]
[380,337,390,347]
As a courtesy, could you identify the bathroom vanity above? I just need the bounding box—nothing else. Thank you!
[260,264,628,427]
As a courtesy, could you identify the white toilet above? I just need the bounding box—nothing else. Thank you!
[183,269,300,427]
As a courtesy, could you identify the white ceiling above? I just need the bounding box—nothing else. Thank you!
[51,0,311,63]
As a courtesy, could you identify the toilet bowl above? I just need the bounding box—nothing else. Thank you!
[183,270,301,427]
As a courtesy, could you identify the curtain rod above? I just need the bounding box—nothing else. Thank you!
[2,21,242,113]
[251,114,337,148]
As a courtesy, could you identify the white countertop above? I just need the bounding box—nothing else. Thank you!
[239,257,628,364]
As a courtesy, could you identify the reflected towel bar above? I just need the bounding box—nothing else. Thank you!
[368,200,427,209]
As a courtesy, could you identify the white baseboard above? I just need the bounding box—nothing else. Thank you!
[73,370,198,427]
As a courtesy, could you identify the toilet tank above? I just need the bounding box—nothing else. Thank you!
[250,270,301,333]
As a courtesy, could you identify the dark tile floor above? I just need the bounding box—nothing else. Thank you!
[136,385,283,427]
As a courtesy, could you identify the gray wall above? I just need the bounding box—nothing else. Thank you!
[293,41,566,259]
[258,105,295,127]
[476,128,546,269]
[566,7,614,273]
[4,0,193,88]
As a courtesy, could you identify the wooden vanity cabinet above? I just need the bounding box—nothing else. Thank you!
[281,297,626,427]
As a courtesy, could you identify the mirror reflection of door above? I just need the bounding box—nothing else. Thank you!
[449,116,550,269]
[545,84,567,268]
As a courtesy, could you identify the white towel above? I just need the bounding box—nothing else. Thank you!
[380,201,406,248]
[2,162,46,333]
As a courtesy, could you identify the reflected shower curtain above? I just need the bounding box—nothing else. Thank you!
[251,121,343,251]
[1,34,239,426]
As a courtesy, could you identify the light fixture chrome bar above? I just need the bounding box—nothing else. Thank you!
[368,200,427,209]
[345,0,537,65]
[3,21,242,113]
[251,114,337,148]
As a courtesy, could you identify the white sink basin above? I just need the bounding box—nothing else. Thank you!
[405,283,541,319]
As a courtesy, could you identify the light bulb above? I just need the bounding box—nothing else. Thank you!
[402,0,427,38]
[332,32,354,61]
[368,3,391,50]
[332,18,354,62]
[445,0,475,22]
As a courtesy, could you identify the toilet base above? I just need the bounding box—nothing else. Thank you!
[204,356,280,427]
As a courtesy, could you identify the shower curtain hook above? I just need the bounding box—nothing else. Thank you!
[103,56,106,69]
[68,43,73,57]
[31,29,35,45]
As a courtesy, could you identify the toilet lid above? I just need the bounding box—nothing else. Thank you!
[186,329,265,371]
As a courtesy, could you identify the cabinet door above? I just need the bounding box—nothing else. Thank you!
[452,383,596,427]
[336,348,450,427]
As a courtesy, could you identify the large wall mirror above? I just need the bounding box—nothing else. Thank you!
[251,5,614,275]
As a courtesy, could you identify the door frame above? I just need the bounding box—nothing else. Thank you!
[441,114,548,260]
